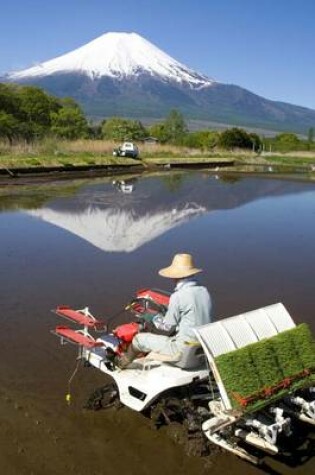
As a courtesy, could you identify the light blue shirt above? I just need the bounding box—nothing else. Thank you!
[153,278,212,343]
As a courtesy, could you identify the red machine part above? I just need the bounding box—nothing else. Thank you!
[231,368,313,408]
[55,306,105,329]
[113,322,140,343]
[53,289,169,349]
[114,289,170,342]
[130,288,170,316]
[136,288,170,307]
[55,326,104,348]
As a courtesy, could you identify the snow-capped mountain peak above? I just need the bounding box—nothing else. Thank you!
[9,31,215,88]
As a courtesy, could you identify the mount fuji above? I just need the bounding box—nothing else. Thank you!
[4,32,315,133]
[9,32,214,88]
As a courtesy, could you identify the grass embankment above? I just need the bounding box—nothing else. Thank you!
[0,139,250,169]
[261,151,315,167]
[0,139,137,168]
[1,139,315,170]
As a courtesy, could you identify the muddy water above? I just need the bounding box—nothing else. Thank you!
[0,171,314,475]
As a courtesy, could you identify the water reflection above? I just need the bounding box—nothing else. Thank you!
[112,177,137,194]
[28,202,205,252]
[15,172,313,253]
[0,172,314,375]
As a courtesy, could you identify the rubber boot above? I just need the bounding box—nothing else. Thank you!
[115,344,139,369]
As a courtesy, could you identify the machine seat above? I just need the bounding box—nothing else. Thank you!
[145,342,205,369]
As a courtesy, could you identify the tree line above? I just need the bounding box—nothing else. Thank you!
[1,83,314,152]
[0,83,89,143]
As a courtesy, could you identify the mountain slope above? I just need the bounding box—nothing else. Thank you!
[8,32,214,88]
[4,32,315,133]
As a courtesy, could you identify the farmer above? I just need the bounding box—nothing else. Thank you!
[116,253,212,368]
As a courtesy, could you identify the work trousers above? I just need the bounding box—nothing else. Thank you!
[132,332,181,359]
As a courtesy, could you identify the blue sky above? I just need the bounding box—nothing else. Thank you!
[1,0,314,109]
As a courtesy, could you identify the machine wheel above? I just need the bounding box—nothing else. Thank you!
[150,397,184,428]
[150,396,211,457]
[84,382,119,411]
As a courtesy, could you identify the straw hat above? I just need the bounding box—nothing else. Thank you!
[158,253,202,279]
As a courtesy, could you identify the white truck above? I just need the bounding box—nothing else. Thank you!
[113,142,139,159]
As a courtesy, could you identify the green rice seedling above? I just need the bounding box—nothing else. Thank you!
[215,323,315,411]
[271,329,303,379]
[250,340,283,389]
[291,324,315,369]
[216,347,262,408]
[291,324,315,384]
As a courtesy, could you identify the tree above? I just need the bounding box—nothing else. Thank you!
[274,133,301,152]
[14,86,62,140]
[0,83,21,116]
[307,127,315,151]
[102,117,147,141]
[218,128,253,150]
[148,122,169,143]
[18,86,60,128]
[182,130,219,149]
[88,123,103,139]
[50,102,88,139]
[163,109,188,144]
[0,111,19,144]
[127,120,147,140]
[0,83,88,142]
[249,133,262,152]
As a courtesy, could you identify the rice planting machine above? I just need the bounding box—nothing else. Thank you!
[52,289,315,465]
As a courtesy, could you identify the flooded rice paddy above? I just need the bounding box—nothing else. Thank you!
[0,171,314,475]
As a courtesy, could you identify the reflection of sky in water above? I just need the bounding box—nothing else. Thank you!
[24,174,315,254]
[190,190,315,271]
[0,173,314,332]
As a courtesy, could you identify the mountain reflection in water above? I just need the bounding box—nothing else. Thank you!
[22,173,314,253]
[28,203,206,252]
